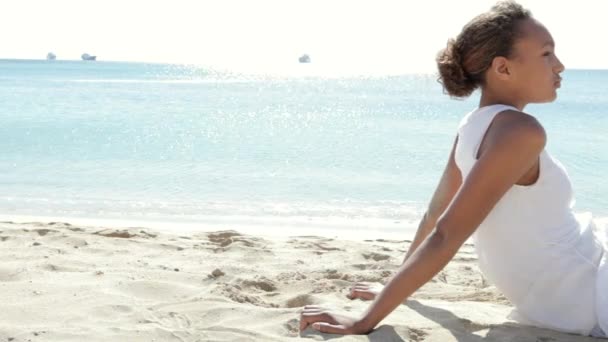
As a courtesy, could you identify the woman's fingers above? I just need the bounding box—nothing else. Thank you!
[299,307,335,332]
[347,283,369,295]
[299,308,363,335]
[312,322,349,334]
[348,284,376,300]
[350,290,373,300]
[347,282,383,300]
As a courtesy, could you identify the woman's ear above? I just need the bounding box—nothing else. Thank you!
[490,56,511,80]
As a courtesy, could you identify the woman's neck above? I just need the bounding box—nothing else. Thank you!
[479,89,527,112]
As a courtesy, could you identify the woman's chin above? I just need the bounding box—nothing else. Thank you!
[533,92,558,104]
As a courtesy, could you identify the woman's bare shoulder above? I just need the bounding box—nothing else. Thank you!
[486,109,546,150]
[495,109,545,136]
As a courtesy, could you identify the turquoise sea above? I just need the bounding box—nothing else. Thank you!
[1,59,607,233]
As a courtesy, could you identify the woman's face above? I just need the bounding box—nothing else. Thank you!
[509,19,565,103]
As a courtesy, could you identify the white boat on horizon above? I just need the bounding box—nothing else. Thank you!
[81,53,97,61]
[46,52,56,60]
[298,54,311,63]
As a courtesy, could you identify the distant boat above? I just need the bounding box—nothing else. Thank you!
[46,52,56,60]
[81,53,97,61]
[298,54,311,63]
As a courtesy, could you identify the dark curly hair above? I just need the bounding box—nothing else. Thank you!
[436,1,532,98]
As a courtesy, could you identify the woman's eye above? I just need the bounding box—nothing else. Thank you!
[543,51,552,57]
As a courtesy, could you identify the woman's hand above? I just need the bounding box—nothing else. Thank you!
[299,305,372,335]
[347,282,384,301]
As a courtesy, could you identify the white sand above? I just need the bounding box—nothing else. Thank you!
[0,219,602,341]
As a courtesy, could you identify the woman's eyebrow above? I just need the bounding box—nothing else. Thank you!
[543,39,555,47]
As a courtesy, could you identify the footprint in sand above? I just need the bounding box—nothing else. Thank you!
[208,268,225,278]
[32,229,58,236]
[287,237,344,254]
[93,229,157,239]
[323,269,345,280]
[206,230,267,252]
[208,231,245,247]
[362,252,391,261]
[240,276,278,292]
[215,276,282,308]
[218,283,279,308]
[311,278,341,294]
[285,294,316,308]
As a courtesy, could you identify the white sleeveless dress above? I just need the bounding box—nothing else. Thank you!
[454,104,607,336]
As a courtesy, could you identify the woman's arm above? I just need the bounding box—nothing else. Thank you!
[300,111,546,334]
[348,135,463,301]
[403,135,462,264]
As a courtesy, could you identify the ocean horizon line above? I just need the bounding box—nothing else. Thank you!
[2,58,607,76]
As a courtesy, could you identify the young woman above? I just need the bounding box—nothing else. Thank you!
[299,1,607,338]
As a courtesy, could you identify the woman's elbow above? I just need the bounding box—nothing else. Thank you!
[432,219,469,250]
[426,225,448,249]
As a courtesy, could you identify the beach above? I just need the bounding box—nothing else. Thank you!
[2,61,607,341]
[0,218,602,342]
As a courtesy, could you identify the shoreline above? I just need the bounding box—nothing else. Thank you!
[0,213,419,242]
[3,211,605,244]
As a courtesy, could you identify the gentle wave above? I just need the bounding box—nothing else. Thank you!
[0,196,424,220]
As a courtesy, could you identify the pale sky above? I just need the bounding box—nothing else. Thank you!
[2,0,607,74]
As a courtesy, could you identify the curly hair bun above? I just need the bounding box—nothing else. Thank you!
[436,39,477,98]
[435,1,532,99]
